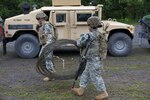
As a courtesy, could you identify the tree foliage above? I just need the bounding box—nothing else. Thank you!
[0,0,149,21]
[0,0,52,19]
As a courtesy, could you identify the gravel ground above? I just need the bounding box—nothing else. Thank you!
[0,26,150,100]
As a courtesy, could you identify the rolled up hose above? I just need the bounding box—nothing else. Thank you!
[36,39,80,80]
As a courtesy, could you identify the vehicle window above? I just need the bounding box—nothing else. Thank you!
[77,13,92,22]
[56,13,66,23]
[43,11,50,21]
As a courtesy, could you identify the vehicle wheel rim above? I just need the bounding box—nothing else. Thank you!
[21,42,34,53]
[114,40,126,51]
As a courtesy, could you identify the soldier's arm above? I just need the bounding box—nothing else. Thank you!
[76,33,89,47]
[44,23,56,42]
[44,23,53,35]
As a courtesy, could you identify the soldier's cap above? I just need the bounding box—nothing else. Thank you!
[87,16,102,28]
[36,11,48,20]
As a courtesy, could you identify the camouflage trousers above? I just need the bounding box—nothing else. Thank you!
[79,57,106,92]
[39,43,55,73]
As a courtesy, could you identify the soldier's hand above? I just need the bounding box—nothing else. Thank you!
[41,34,45,39]
[36,24,41,31]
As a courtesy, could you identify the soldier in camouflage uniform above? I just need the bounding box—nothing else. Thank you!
[72,16,108,100]
[36,11,56,81]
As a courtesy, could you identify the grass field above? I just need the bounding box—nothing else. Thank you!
[0,47,150,100]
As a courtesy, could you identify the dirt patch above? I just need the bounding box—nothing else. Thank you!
[0,28,150,100]
[0,44,150,100]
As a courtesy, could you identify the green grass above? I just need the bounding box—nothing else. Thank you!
[107,82,150,100]
[0,81,80,100]
[1,79,149,100]
[105,64,150,72]
[0,49,150,100]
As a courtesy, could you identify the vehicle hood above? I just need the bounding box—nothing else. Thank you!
[101,20,134,34]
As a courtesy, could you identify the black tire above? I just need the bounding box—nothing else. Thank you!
[36,39,79,80]
[15,34,40,58]
[108,32,132,57]
[148,40,150,45]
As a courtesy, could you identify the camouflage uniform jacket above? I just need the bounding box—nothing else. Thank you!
[77,29,107,60]
[38,22,55,45]
[38,22,56,73]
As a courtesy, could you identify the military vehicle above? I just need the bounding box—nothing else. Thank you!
[3,0,134,58]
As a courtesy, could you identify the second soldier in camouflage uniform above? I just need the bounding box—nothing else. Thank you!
[36,11,56,81]
[72,16,108,100]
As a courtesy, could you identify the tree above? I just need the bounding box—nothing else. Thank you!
[0,0,149,22]
[0,0,52,19]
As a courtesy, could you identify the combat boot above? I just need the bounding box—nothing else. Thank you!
[95,91,108,100]
[43,77,52,81]
[71,87,84,96]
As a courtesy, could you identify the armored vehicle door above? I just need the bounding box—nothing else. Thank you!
[52,11,71,39]
[52,10,93,40]
[70,11,93,40]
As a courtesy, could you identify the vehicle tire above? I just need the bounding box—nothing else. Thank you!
[36,39,79,80]
[15,34,40,58]
[148,40,150,45]
[108,32,132,57]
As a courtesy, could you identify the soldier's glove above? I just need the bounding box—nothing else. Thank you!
[41,34,45,39]
[36,24,41,31]
[40,34,46,45]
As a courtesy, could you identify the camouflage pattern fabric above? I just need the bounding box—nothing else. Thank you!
[99,32,107,60]
[38,25,46,45]
[79,57,106,91]
[76,29,107,92]
[77,30,107,60]
[38,22,56,73]
[36,39,78,80]
[87,16,102,28]
[38,22,55,45]
[43,22,55,43]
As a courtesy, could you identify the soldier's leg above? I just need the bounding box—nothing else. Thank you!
[43,51,55,81]
[79,64,90,88]
[38,44,45,57]
[45,51,56,73]
[72,63,90,96]
[90,62,106,91]
[90,68,106,92]
[88,58,106,91]
[89,60,108,99]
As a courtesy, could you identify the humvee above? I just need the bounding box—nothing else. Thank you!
[3,0,134,58]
